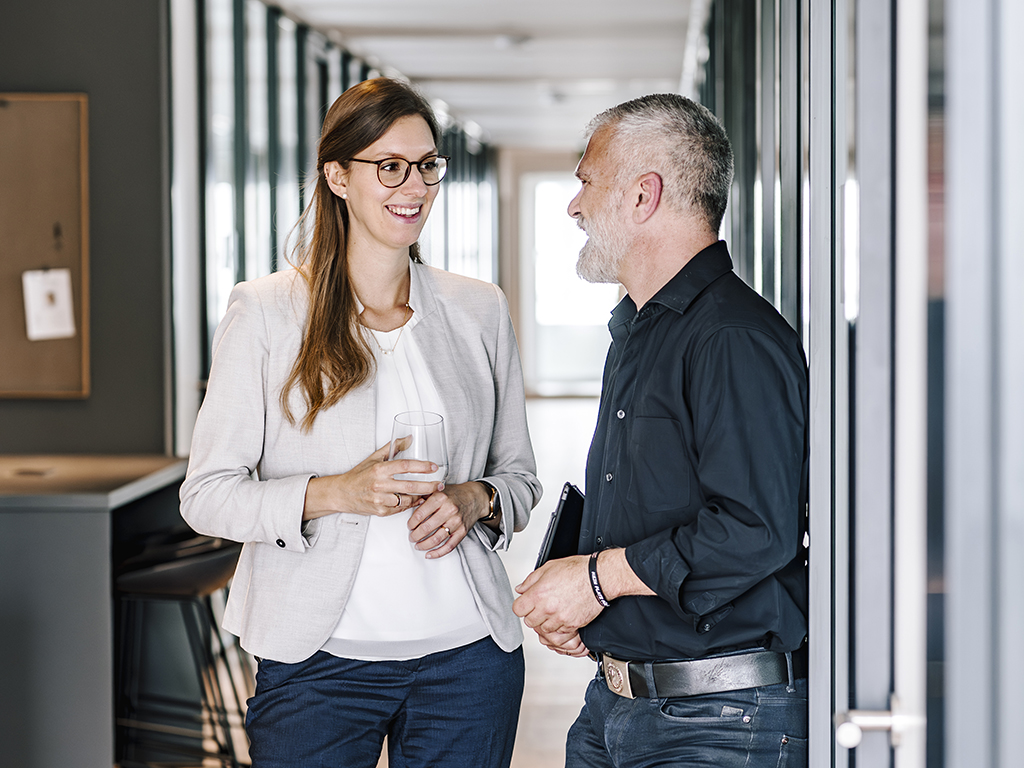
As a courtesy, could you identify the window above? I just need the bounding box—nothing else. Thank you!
[176,0,501,450]
[520,174,618,395]
[202,0,239,352]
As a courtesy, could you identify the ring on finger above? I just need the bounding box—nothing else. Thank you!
[442,525,451,537]
[393,493,402,508]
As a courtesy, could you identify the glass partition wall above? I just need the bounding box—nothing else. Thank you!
[699,1,928,764]
[699,2,1024,766]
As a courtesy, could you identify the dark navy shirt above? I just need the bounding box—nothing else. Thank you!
[579,241,808,661]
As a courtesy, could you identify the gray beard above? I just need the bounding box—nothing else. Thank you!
[575,224,626,284]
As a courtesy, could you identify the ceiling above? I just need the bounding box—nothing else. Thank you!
[272,0,706,152]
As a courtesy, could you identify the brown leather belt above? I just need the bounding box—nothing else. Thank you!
[599,647,806,699]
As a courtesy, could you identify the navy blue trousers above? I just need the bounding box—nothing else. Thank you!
[245,638,524,768]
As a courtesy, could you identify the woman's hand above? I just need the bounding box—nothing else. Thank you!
[407,481,491,559]
[302,439,442,520]
[535,629,591,658]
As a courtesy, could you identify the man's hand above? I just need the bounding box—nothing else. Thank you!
[513,555,604,638]
[513,549,657,655]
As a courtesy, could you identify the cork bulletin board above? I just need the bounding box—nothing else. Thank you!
[0,93,89,397]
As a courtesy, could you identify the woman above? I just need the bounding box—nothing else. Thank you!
[180,78,541,768]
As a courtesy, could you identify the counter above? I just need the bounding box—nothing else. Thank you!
[0,454,187,768]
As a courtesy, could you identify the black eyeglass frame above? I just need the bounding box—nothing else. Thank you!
[347,155,450,188]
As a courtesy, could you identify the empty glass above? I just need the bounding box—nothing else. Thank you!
[388,411,448,482]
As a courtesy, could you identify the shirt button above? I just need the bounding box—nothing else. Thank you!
[276,539,286,548]
[605,473,613,482]
[617,409,625,419]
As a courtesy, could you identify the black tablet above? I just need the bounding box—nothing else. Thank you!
[534,482,584,569]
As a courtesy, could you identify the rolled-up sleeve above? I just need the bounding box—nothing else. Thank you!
[624,326,807,621]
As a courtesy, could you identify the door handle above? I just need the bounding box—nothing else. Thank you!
[834,694,924,748]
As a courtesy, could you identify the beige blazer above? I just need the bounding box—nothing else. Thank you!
[180,262,542,663]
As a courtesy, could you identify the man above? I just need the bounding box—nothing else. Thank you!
[512,94,809,767]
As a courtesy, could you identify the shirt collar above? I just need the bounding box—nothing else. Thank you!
[608,240,732,333]
[649,240,733,315]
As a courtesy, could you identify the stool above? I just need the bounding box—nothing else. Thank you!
[114,534,251,767]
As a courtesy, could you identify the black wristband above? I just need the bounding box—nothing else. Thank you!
[589,551,611,608]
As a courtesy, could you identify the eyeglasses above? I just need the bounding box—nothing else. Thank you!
[347,155,450,188]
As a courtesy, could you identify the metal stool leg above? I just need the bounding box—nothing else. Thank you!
[180,595,240,766]
[114,537,248,766]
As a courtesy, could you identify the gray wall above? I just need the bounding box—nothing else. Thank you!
[0,0,169,453]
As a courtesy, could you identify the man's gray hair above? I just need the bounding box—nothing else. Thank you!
[587,93,734,233]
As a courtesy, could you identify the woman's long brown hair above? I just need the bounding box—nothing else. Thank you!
[281,78,440,430]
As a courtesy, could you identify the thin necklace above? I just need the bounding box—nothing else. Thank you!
[368,303,412,356]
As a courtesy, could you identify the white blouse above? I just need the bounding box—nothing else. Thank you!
[323,306,488,660]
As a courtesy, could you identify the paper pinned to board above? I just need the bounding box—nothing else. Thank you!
[22,268,77,341]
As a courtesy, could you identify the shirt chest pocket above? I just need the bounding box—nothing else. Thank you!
[625,416,691,513]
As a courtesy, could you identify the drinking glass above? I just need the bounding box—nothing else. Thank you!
[388,411,448,482]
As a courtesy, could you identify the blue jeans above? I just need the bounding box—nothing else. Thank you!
[565,670,807,768]
[245,637,524,768]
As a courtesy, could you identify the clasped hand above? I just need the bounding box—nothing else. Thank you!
[308,438,488,560]
[512,556,604,658]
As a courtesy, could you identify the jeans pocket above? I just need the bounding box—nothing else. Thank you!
[658,695,752,725]
[776,734,808,768]
[253,653,322,695]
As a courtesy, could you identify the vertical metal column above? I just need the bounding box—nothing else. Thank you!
[807,0,838,762]
[994,4,1024,765]
[893,0,929,764]
[266,5,280,273]
[946,0,1024,766]
[759,0,777,305]
[778,0,801,330]
[852,0,896,765]
[231,0,247,287]
[831,0,852,761]
[722,0,757,284]
[294,24,308,211]
[944,0,995,760]
[169,0,204,456]
[341,49,351,92]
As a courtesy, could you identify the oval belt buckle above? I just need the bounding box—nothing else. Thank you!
[602,654,635,699]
